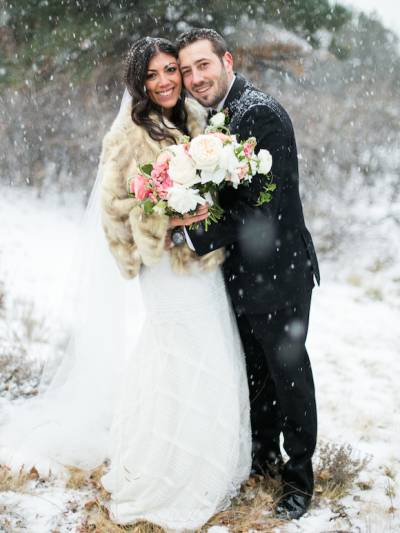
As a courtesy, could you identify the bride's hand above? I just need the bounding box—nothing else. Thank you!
[169,204,209,228]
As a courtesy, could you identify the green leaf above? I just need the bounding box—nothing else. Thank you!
[255,192,271,206]
[140,163,153,177]
[142,199,154,214]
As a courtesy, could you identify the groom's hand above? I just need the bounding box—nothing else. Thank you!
[169,204,209,228]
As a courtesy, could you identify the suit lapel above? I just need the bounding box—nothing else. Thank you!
[223,73,248,118]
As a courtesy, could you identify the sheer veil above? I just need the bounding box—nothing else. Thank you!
[0,89,144,473]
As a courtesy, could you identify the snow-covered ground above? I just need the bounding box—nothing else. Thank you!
[0,185,399,532]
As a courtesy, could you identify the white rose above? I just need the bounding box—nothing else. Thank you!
[168,145,199,187]
[258,149,273,174]
[219,143,239,173]
[209,111,226,128]
[189,134,223,172]
[167,185,206,214]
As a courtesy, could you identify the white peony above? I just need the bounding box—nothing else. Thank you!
[168,145,199,187]
[228,170,242,189]
[167,184,206,214]
[249,158,258,175]
[209,111,226,128]
[258,149,273,174]
[200,167,226,185]
[189,134,223,172]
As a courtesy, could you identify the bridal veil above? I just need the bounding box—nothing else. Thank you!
[0,89,143,472]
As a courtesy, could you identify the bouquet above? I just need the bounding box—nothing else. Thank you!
[128,110,275,229]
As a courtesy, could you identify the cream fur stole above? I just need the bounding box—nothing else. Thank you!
[100,98,224,279]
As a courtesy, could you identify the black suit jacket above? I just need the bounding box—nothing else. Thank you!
[188,74,320,314]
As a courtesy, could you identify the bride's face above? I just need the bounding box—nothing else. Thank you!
[145,52,182,110]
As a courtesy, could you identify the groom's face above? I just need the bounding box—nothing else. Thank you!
[179,40,233,108]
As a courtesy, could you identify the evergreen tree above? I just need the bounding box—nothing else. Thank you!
[1,0,354,86]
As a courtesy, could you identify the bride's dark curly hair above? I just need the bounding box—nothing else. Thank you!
[124,37,188,144]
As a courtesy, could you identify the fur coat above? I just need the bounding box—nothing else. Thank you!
[100,97,224,279]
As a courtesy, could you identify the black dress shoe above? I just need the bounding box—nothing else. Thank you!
[275,493,311,520]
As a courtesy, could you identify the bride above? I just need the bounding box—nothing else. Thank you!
[0,37,251,531]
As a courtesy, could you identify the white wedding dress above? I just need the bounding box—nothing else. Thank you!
[0,252,251,531]
[100,255,251,529]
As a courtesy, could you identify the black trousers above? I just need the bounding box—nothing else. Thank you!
[236,290,317,497]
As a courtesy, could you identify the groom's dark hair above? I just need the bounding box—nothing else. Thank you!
[176,28,228,59]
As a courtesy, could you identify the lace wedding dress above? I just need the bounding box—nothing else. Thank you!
[101,255,251,529]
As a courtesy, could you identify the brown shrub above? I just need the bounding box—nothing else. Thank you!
[315,442,370,500]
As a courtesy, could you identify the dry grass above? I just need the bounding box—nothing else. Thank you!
[365,287,384,301]
[367,258,393,273]
[314,442,370,500]
[384,465,396,481]
[0,502,26,532]
[357,480,374,491]
[0,298,46,401]
[78,475,285,533]
[80,508,167,533]
[204,475,283,532]
[1,443,371,532]
[66,463,109,497]
[0,280,5,313]
[0,464,43,492]
[0,353,41,399]
[385,479,396,500]
[12,300,49,345]
[383,466,397,515]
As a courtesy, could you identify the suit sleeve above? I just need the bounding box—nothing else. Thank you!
[187,104,292,255]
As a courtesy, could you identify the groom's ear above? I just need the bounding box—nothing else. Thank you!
[222,51,234,73]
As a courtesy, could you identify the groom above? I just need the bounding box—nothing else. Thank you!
[171,28,320,520]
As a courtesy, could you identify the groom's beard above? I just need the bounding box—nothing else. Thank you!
[191,68,229,109]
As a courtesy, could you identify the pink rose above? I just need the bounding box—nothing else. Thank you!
[156,151,172,165]
[155,174,173,199]
[132,174,150,201]
[243,142,255,157]
[151,167,162,180]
